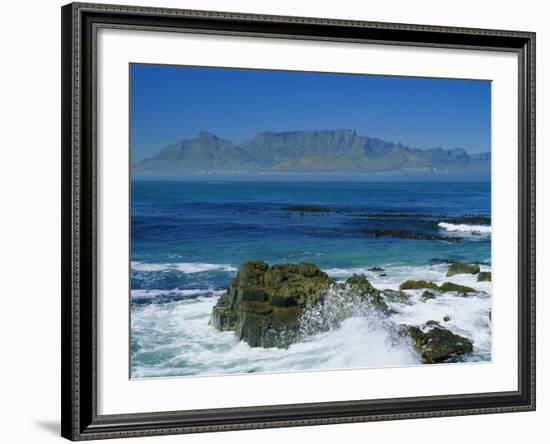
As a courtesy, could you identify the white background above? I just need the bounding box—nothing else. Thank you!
[0,0,546,443]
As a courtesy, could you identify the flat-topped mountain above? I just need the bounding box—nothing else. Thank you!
[132,129,490,176]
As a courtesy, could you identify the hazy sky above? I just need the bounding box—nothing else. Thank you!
[130,64,491,161]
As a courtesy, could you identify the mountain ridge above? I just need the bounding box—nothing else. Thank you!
[132,129,490,176]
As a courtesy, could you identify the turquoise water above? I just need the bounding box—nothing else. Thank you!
[130,181,491,378]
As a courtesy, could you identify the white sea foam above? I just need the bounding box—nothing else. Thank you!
[131,296,419,378]
[130,262,492,378]
[131,261,237,274]
[326,263,453,291]
[131,288,224,299]
[324,266,385,278]
[389,291,491,361]
[438,222,491,235]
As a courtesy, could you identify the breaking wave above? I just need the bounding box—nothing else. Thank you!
[130,262,491,378]
[131,261,237,274]
[131,293,420,379]
[438,222,491,235]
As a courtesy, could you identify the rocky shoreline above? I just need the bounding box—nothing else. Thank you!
[211,260,489,363]
[360,228,462,242]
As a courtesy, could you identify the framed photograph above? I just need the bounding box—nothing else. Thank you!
[61,2,536,440]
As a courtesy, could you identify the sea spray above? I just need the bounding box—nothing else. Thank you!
[438,222,491,236]
[296,283,418,364]
[298,283,389,336]
[131,292,421,379]
[131,260,491,378]
[131,261,237,273]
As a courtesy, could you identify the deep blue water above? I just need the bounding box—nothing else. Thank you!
[130,180,490,294]
[130,180,492,377]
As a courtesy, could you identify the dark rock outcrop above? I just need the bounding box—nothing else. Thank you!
[344,275,391,313]
[283,205,331,213]
[381,289,412,305]
[299,275,393,335]
[361,229,461,243]
[211,261,481,358]
[399,322,474,363]
[358,213,437,219]
[210,260,332,348]
[421,290,436,301]
[477,271,492,282]
[399,280,440,291]
[210,263,397,348]
[442,215,491,225]
[446,262,481,277]
[399,280,477,295]
[439,282,476,294]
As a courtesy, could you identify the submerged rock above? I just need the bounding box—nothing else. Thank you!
[357,213,438,219]
[421,290,436,301]
[429,257,458,264]
[446,262,480,277]
[399,280,477,295]
[442,215,491,225]
[439,282,476,295]
[477,271,492,282]
[399,280,439,291]
[361,228,461,242]
[283,205,330,213]
[381,289,412,305]
[399,322,473,364]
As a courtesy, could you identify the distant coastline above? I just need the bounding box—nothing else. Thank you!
[132,129,490,179]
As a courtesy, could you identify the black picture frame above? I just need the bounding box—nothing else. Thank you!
[61,2,536,440]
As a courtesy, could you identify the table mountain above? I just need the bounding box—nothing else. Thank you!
[132,129,490,176]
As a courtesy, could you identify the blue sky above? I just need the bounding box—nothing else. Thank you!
[130,64,491,161]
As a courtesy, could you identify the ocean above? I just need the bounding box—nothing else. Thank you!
[130,180,492,378]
